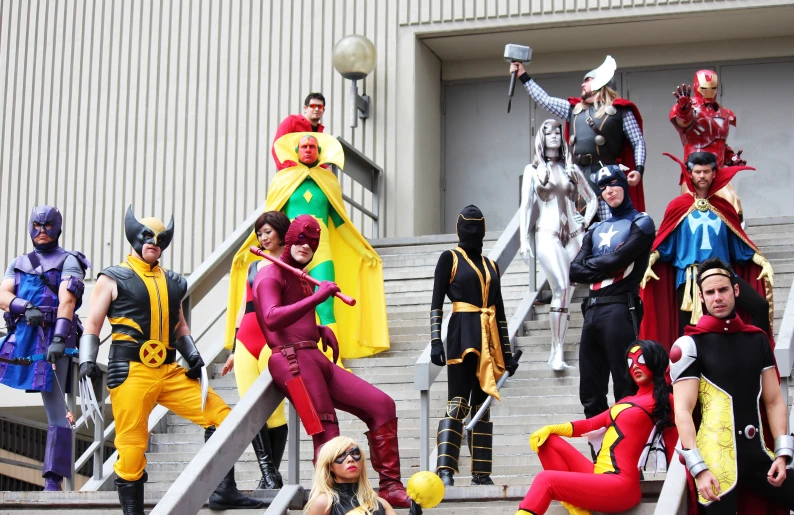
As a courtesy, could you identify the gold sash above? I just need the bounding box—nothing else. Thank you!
[680,264,704,325]
[450,248,506,399]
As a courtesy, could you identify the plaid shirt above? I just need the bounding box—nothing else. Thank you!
[524,79,646,167]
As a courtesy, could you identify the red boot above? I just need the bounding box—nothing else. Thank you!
[366,418,411,508]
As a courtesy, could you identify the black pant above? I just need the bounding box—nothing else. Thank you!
[579,302,639,418]
[447,353,489,408]
[701,443,794,514]
[676,275,770,337]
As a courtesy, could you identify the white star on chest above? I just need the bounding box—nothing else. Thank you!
[598,226,618,248]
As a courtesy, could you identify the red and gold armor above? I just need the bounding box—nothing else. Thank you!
[669,70,744,218]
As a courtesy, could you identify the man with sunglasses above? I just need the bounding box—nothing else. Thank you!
[272,92,326,170]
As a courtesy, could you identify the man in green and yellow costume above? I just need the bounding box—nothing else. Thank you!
[226,132,388,359]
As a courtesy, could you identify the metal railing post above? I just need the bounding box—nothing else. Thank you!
[419,389,430,472]
[372,168,381,239]
[93,372,107,481]
[288,402,300,486]
[65,359,78,491]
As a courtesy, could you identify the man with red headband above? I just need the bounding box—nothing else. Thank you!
[639,152,773,350]
[670,70,745,219]
[252,215,411,508]
[672,257,794,514]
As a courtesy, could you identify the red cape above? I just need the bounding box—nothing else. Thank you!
[638,155,773,351]
[681,316,785,515]
[564,97,645,211]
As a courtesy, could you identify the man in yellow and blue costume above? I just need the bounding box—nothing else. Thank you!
[79,207,265,514]
[226,132,389,359]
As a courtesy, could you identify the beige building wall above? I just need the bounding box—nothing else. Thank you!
[1,0,791,278]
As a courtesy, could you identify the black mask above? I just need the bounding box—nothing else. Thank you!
[456,205,486,254]
[124,205,175,257]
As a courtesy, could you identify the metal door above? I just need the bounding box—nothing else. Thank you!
[442,79,530,233]
[718,61,794,219]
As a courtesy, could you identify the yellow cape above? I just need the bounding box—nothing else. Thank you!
[224,133,389,358]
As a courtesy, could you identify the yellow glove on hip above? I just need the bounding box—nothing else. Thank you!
[529,422,573,453]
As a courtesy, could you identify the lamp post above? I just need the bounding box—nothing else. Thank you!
[332,35,376,128]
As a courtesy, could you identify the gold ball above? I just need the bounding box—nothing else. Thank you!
[406,471,445,508]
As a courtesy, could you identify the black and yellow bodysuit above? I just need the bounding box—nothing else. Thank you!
[104,254,230,482]
[430,205,514,485]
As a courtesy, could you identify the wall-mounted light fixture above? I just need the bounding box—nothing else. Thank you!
[332,35,377,128]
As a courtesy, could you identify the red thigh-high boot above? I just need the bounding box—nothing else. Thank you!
[366,417,411,508]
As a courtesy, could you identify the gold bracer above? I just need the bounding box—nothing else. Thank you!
[451,302,505,399]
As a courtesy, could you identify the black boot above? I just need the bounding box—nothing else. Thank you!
[115,472,147,515]
[435,397,470,487]
[251,426,283,490]
[268,424,288,471]
[470,404,495,486]
[205,426,267,510]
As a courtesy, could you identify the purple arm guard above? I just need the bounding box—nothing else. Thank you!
[65,275,85,301]
[9,296,30,314]
[54,317,72,339]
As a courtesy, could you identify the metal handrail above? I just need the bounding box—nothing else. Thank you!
[331,137,383,239]
[150,370,292,514]
[413,210,548,471]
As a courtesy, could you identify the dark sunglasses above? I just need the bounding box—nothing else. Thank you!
[334,447,362,464]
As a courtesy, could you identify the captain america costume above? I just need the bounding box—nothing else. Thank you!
[570,165,655,419]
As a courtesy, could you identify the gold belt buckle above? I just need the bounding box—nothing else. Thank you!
[139,340,167,368]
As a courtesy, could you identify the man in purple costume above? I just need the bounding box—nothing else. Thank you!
[0,206,90,491]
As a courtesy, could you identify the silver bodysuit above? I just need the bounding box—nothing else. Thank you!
[520,146,596,371]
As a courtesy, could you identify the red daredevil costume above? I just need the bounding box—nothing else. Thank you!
[252,215,411,508]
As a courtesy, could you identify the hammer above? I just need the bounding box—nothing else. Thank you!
[505,44,532,113]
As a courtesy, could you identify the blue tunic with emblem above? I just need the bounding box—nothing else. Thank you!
[656,209,754,288]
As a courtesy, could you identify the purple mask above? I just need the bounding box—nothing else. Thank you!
[28,205,63,250]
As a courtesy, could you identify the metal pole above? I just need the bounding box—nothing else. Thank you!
[529,233,537,293]
[287,402,300,486]
[349,81,359,129]
[65,360,78,491]
[372,168,380,239]
[93,372,107,481]
[420,389,430,472]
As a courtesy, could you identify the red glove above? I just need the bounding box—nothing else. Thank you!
[317,325,340,364]
[315,280,341,303]
[674,84,692,110]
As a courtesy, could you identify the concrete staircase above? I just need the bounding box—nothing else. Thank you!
[1,216,792,515]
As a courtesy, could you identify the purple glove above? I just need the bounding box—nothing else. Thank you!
[317,325,340,364]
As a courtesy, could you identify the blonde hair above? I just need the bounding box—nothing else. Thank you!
[592,86,619,119]
[575,85,620,119]
[304,436,381,515]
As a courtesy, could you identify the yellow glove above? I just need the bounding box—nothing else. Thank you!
[336,223,378,267]
[640,250,660,289]
[752,253,774,287]
[529,422,573,452]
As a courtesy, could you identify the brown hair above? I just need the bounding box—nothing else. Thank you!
[254,211,290,245]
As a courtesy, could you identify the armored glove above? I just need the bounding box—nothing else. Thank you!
[174,335,204,380]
